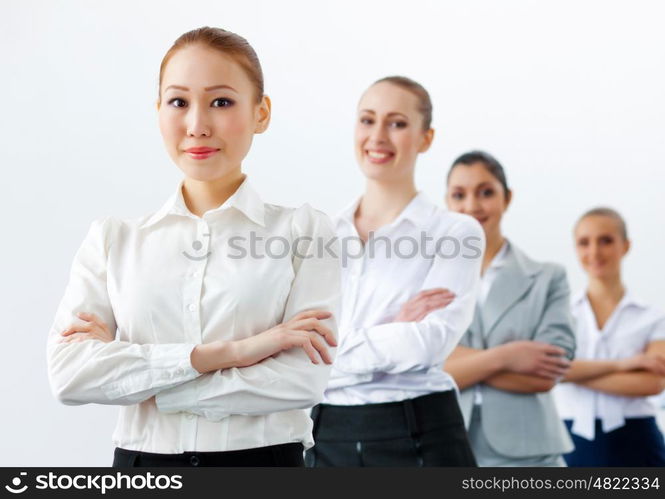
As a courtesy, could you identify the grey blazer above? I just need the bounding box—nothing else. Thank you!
[454,242,575,457]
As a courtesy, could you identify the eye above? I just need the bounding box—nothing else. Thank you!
[450,191,464,200]
[359,116,374,125]
[167,97,187,108]
[212,98,234,108]
[390,121,408,128]
[479,188,495,198]
[599,235,614,245]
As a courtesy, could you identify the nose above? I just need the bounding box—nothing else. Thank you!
[368,123,389,144]
[462,195,481,215]
[589,241,600,260]
[186,104,211,138]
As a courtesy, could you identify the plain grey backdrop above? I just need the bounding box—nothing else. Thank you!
[1,0,664,466]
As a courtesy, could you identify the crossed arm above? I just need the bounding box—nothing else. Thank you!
[48,210,341,419]
[561,340,665,397]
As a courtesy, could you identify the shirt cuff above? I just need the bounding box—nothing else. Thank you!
[100,343,199,401]
[154,372,201,414]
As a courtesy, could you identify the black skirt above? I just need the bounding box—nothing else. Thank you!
[113,442,304,467]
[305,390,476,467]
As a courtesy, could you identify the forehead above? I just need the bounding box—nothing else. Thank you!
[161,44,249,89]
[449,163,501,187]
[576,215,622,236]
[358,82,420,116]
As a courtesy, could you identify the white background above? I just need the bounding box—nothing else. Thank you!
[1,0,664,466]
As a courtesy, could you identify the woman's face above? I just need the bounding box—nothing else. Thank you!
[574,215,629,280]
[158,44,270,182]
[354,82,433,183]
[446,163,510,240]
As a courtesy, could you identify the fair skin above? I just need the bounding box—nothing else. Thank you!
[351,81,455,321]
[561,215,665,396]
[59,43,336,372]
[437,163,570,394]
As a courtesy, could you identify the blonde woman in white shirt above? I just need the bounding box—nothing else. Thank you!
[47,27,340,467]
[555,207,665,466]
[305,77,484,467]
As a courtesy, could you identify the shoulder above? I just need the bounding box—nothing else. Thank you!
[428,207,485,240]
[264,202,335,237]
[84,214,153,250]
[511,244,567,281]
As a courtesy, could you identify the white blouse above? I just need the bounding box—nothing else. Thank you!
[554,290,665,440]
[323,192,484,405]
[47,177,340,453]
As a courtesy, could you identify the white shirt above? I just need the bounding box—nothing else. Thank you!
[47,177,341,453]
[323,192,485,405]
[473,239,509,405]
[554,290,665,440]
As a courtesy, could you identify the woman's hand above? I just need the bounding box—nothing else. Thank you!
[232,310,337,367]
[190,309,339,373]
[60,312,114,343]
[497,340,570,379]
[393,288,455,322]
[617,353,665,375]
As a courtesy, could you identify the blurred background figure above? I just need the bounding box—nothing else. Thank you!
[306,78,484,467]
[443,151,575,466]
[554,207,665,466]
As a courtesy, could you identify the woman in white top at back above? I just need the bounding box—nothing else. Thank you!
[554,207,665,466]
[47,26,340,467]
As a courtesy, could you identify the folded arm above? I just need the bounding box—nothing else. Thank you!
[333,218,485,376]
[155,205,341,420]
[47,218,201,406]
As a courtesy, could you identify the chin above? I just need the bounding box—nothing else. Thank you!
[178,163,234,183]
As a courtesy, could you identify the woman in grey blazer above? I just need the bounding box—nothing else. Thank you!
[442,151,575,466]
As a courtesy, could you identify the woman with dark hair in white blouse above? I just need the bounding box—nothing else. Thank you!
[47,27,340,467]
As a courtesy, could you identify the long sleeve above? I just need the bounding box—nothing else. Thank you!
[155,205,341,420]
[532,264,576,360]
[333,217,484,376]
[46,217,201,406]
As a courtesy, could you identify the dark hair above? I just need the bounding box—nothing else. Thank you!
[371,75,433,130]
[158,27,264,105]
[447,150,510,196]
[576,207,628,240]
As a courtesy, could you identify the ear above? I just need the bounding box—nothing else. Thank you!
[504,189,513,210]
[623,238,631,256]
[254,95,272,134]
[418,128,435,153]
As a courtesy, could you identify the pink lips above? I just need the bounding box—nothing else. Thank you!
[185,147,219,160]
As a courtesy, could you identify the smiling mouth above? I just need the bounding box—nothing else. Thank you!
[365,150,395,164]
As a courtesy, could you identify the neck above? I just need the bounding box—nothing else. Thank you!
[587,275,625,304]
[482,232,506,274]
[357,177,418,225]
[182,170,245,218]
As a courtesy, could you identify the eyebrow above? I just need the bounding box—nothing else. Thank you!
[164,84,238,93]
[359,109,409,119]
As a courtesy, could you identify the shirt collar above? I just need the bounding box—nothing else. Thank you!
[336,191,434,229]
[487,239,510,272]
[572,288,647,310]
[140,176,266,229]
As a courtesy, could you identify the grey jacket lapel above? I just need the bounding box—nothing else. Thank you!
[481,243,540,336]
